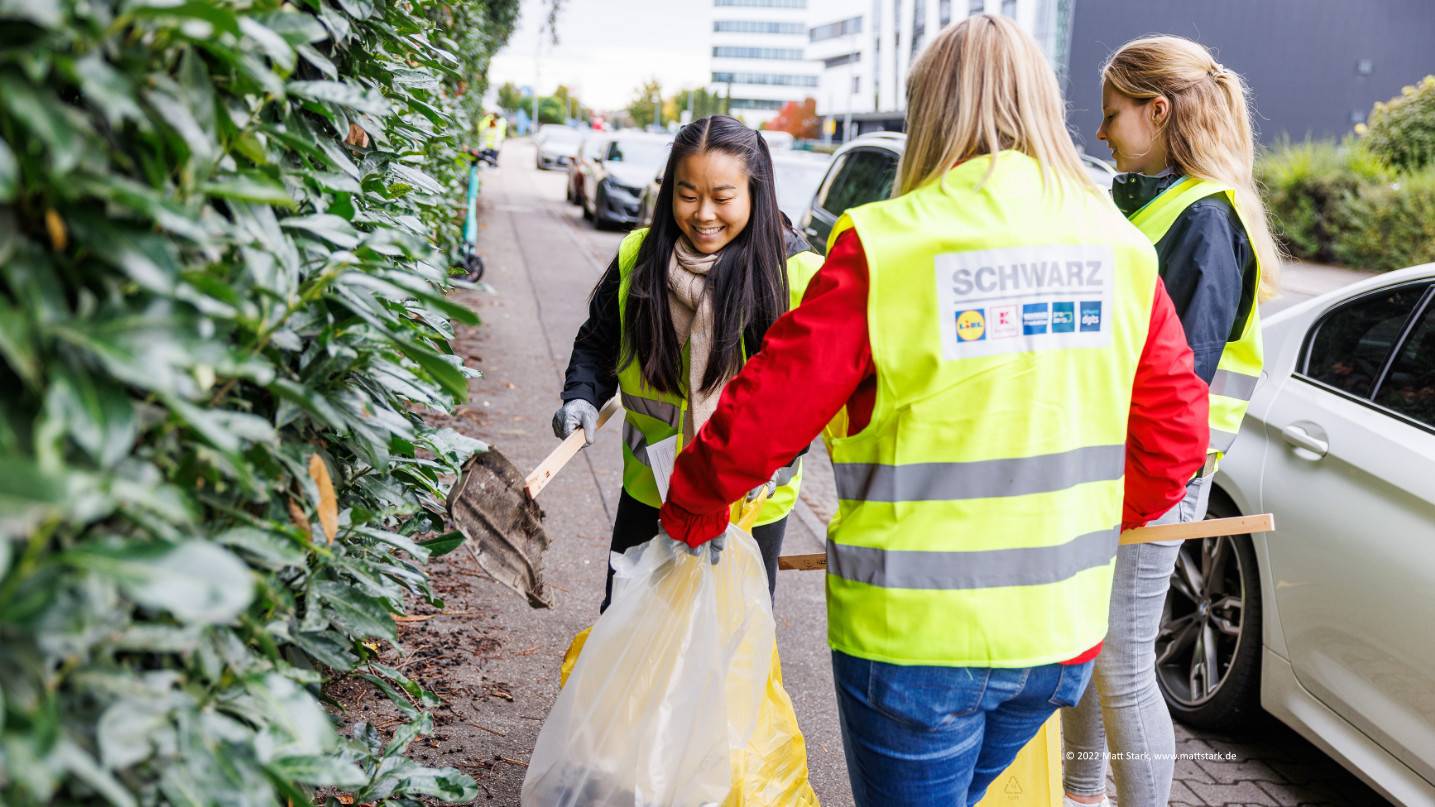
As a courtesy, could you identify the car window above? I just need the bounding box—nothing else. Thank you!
[1302,284,1429,398]
[815,149,898,219]
[607,139,668,167]
[1373,299,1435,427]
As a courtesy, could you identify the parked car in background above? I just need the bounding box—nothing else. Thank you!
[582,131,670,229]
[636,149,833,230]
[535,125,584,170]
[567,132,609,208]
[798,132,1118,253]
[1165,264,1435,803]
[759,130,794,152]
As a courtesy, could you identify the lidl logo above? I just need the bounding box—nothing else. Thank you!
[956,308,986,342]
[1080,300,1103,332]
[1022,303,1050,335]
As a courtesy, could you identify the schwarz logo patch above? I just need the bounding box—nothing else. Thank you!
[934,244,1117,360]
[955,309,987,342]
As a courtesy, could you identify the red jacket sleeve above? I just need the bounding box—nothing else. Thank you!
[660,230,875,546]
[1123,280,1210,530]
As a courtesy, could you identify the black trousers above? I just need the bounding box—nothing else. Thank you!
[601,490,787,612]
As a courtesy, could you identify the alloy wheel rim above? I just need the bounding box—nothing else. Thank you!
[1156,534,1246,707]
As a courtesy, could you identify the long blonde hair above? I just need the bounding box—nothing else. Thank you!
[1103,36,1281,299]
[898,14,1094,198]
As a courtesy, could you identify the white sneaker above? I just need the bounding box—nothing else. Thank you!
[1063,798,1110,807]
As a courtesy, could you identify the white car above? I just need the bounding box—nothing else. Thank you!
[1161,264,1435,803]
[535,125,584,171]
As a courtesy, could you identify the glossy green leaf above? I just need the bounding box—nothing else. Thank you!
[0,135,16,201]
[417,530,465,557]
[287,80,388,116]
[201,173,295,207]
[68,541,254,624]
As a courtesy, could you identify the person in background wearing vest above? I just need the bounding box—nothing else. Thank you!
[479,110,505,163]
[656,17,1209,806]
[1060,36,1280,807]
[553,115,824,611]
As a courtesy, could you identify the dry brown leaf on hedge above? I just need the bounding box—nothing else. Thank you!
[287,497,311,539]
[346,122,370,149]
[46,209,67,251]
[308,454,339,543]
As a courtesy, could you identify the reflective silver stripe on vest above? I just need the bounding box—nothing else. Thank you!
[623,422,650,466]
[1209,369,1259,401]
[832,444,1124,503]
[1210,428,1238,454]
[621,391,680,427]
[827,526,1120,590]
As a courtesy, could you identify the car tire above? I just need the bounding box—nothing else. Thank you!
[592,187,610,229]
[1156,492,1264,731]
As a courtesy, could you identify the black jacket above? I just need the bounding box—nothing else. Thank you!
[1112,172,1258,385]
[561,224,816,406]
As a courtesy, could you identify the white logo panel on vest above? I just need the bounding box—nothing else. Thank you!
[934,244,1117,360]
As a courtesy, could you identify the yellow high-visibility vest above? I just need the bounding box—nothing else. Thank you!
[615,228,822,525]
[825,151,1162,667]
[1129,176,1263,459]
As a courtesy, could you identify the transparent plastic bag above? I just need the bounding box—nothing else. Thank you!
[521,439,816,807]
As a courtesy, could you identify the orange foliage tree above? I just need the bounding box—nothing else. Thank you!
[767,97,820,139]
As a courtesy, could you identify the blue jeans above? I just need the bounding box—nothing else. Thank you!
[833,650,1095,807]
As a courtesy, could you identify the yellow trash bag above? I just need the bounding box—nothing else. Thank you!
[557,632,817,807]
[522,437,817,806]
[974,716,1063,806]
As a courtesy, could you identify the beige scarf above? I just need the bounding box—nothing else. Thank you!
[667,236,725,441]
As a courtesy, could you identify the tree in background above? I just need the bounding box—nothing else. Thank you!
[767,98,820,139]
[663,86,728,124]
[626,77,664,129]
[496,80,526,113]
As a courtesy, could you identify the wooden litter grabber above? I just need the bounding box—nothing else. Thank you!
[777,513,1276,572]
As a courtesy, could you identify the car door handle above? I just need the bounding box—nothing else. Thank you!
[1280,422,1329,459]
[803,226,819,237]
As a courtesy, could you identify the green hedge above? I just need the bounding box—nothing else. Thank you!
[1362,75,1435,174]
[1260,77,1435,271]
[0,0,516,803]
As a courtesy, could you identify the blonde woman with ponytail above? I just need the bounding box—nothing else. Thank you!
[1060,36,1279,807]
[656,16,1209,806]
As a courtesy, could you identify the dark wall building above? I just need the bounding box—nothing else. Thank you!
[1065,0,1435,151]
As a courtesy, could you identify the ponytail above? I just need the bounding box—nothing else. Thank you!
[1103,37,1282,300]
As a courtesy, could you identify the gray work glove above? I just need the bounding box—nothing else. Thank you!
[552,399,599,445]
[660,523,725,566]
[745,473,780,502]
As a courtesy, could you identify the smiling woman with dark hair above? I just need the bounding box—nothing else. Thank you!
[552,115,823,611]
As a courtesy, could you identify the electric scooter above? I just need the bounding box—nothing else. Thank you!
[458,147,498,282]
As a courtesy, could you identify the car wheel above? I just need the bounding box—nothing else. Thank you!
[1156,493,1263,730]
[592,187,610,229]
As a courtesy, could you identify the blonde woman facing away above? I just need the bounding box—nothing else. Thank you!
[1061,36,1280,807]
[654,17,1209,806]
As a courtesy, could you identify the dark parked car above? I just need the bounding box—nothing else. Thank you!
[581,131,670,229]
[567,132,609,208]
[799,132,1118,253]
[636,149,833,230]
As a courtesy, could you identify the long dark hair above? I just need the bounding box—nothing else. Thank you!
[619,115,788,396]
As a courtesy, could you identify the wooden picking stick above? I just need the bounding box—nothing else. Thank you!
[777,513,1276,572]
[523,397,622,499]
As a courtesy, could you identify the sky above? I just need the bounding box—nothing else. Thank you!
[486,0,712,112]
